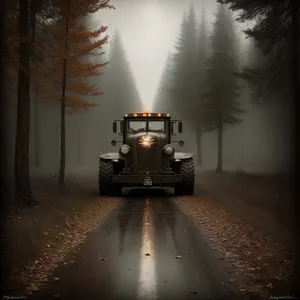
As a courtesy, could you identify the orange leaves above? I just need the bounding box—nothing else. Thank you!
[66,80,100,96]
[64,94,99,114]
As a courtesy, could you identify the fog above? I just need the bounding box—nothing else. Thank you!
[3,0,292,187]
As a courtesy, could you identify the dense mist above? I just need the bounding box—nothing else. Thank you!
[2,0,294,199]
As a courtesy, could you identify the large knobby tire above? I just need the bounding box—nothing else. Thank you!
[174,158,195,196]
[99,159,122,196]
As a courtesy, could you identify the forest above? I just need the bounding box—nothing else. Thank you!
[0,1,299,298]
[2,0,144,206]
[1,0,299,207]
[153,1,298,174]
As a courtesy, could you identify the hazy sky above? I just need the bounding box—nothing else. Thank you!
[93,0,247,110]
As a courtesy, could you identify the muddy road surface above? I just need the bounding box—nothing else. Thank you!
[29,188,254,300]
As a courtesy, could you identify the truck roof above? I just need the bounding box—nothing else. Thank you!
[124,111,170,118]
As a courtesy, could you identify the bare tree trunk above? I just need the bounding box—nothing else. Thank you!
[1,0,8,209]
[15,0,36,205]
[216,112,223,173]
[77,128,81,165]
[30,1,40,168]
[291,0,299,290]
[291,0,299,175]
[196,128,202,166]
[58,0,71,188]
[33,90,40,167]
[56,122,59,164]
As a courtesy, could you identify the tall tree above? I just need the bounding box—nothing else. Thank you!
[152,53,175,114]
[45,2,110,187]
[193,5,209,165]
[14,0,36,205]
[203,4,245,172]
[103,30,143,120]
[218,0,299,104]
[218,0,299,287]
[170,6,198,121]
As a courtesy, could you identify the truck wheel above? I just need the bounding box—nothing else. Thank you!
[174,158,195,196]
[99,159,122,196]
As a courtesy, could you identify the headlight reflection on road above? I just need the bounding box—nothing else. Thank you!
[136,199,157,300]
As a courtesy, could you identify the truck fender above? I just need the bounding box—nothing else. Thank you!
[173,152,193,160]
[99,152,121,160]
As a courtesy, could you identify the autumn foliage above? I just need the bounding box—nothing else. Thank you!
[41,20,109,113]
[2,0,114,203]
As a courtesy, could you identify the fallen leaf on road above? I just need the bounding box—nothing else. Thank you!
[229,279,235,283]
[54,277,60,281]
[70,260,75,263]
[266,282,273,288]
[190,290,198,294]
[240,289,246,292]
[145,253,151,256]
[100,257,107,261]
[175,255,182,259]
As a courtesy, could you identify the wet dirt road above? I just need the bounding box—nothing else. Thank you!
[30,189,253,300]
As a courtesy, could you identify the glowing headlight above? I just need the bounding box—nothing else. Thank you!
[138,135,155,148]
[163,144,174,156]
[120,144,130,155]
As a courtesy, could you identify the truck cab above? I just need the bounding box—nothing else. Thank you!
[98,111,195,196]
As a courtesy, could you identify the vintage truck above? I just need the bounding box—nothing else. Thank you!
[98,111,195,196]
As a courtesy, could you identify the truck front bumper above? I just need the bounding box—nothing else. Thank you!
[112,173,182,186]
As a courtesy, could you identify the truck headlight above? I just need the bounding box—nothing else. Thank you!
[120,144,130,155]
[163,144,174,156]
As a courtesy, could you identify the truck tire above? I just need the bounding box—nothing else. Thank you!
[99,159,122,196]
[174,158,195,196]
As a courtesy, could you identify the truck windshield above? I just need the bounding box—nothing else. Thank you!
[128,120,165,133]
[128,121,147,132]
[148,120,165,132]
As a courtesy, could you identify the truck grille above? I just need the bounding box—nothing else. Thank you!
[136,139,160,171]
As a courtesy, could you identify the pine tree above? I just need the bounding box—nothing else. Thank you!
[193,5,209,166]
[44,0,111,187]
[218,0,299,289]
[203,4,245,172]
[152,53,175,114]
[169,6,198,121]
[103,30,143,120]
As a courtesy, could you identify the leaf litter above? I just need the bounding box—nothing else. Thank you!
[12,200,118,295]
[173,197,296,299]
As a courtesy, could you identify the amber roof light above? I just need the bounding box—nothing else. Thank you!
[124,112,170,117]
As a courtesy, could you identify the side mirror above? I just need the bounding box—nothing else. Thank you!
[113,121,117,133]
[111,140,117,146]
[120,121,124,134]
[178,122,183,133]
[179,140,184,147]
